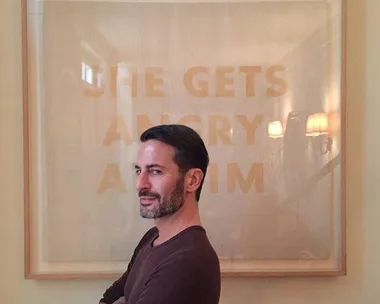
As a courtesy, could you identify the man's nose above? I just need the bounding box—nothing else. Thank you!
[136,171,151,190]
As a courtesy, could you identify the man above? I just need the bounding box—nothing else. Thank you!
[98,124,221,304]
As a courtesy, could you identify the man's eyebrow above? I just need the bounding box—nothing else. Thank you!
[133,164,165,169]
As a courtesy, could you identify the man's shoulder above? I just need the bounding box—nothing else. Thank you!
[177,226,218,255]
[152,242,221,298]
[134,226,158,251]
[142,226,159,240]
[160,227,220,271]
[156,247,219,277]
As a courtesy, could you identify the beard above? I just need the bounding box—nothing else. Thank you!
[139,176,185,219]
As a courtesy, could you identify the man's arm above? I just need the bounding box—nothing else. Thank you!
[99,228,158,304]
[110,297,126,304]
[99,270,129,304]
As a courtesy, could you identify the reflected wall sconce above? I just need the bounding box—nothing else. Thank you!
[268,120,283,138]
[306,113,332,154]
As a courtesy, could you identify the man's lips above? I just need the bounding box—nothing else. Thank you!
[140,196,158,205]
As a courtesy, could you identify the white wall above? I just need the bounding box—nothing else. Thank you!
[1,0,379,303]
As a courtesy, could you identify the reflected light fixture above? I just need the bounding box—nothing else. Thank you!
[306,112,332,154]
[306,113,328,136]
[268,120,283,138]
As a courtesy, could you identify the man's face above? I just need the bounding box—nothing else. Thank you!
[134,139,185,219]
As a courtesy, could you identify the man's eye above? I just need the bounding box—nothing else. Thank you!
[151,169,161,175]
[135,169,141,175]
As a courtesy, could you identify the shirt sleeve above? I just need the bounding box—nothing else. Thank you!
[134,253,203,304]
[99,227,158,304]
[99,270,130,304]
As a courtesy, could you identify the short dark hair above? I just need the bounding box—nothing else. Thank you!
[140,124,209,201]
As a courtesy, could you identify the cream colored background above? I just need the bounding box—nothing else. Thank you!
[0,0,377,303]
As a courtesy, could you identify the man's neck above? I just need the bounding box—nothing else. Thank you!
[153,200,201,246]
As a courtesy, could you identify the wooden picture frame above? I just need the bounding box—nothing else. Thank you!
[22,0,346,279]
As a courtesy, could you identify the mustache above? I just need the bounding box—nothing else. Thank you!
[138,190,160,199]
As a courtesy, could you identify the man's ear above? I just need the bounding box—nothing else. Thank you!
[185,168,204,194]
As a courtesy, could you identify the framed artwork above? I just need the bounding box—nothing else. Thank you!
[22,0,346,279]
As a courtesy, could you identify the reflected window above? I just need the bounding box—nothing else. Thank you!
[81,62,103,88]
[82,62,93,84]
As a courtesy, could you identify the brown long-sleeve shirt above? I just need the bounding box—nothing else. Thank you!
[99,225,221,304]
